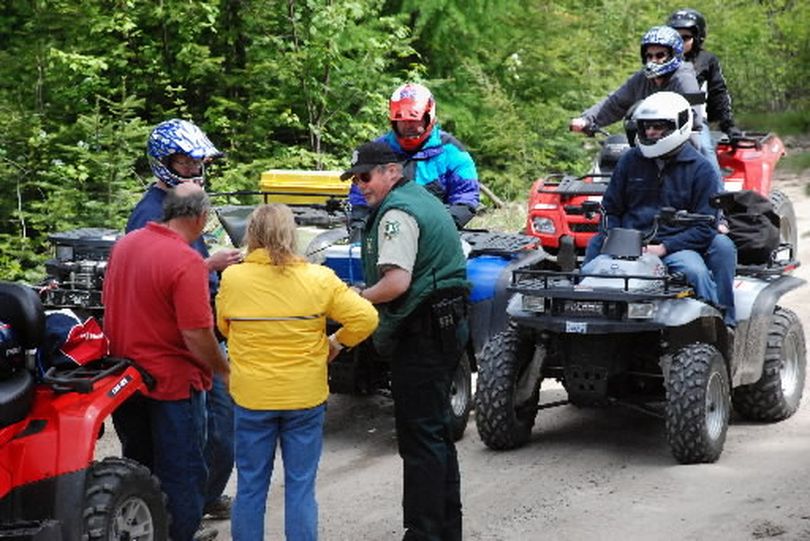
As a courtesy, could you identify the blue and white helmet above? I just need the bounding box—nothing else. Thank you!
[147,119,222,187]
[640,26,684,79]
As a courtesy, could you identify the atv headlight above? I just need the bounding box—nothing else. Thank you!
[627,302,655,319]
[531,216,556,235]
[521,295,546,313]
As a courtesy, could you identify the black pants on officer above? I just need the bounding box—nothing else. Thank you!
[391,296,466,541]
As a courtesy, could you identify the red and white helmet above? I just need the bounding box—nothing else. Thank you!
[389,83,437,151]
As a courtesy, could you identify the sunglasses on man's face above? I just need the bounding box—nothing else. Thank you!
[679,34,694,41]
[645,51,669,61]
[353,172,373,184]
[642,121,671,131]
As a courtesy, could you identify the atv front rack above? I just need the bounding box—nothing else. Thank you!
[461,231,540,257]
[735,243,800,278]
[509,268,693,301]
[535,173,610,196]
[41,357,154,394]
[718,131,779,151]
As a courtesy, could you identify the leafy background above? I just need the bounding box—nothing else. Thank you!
[1,0,808,279]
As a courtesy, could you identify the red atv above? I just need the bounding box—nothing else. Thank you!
[525,132,795,270]
[0,282,168,540]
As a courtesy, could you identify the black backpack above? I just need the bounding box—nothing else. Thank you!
[711,190,780,265]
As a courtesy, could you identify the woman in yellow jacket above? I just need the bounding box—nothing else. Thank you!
[216,203,378,541]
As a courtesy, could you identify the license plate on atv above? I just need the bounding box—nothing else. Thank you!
[566,321,588,333]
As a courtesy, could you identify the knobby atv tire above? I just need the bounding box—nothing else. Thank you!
[665,343,730,464]
[769,189,798,251]
[449,351,473,441]
[82,457,169,541]
[733,307,806,422]
[475,326,539,450]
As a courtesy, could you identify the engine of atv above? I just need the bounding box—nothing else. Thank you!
[39,228,120,316]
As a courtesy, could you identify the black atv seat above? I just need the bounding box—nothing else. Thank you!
[216,204,347,247]
[0,282,45,349]
[0,282,44,428]
[0,369,35,428]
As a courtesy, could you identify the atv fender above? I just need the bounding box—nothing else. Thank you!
[469,250,547,355]
[733,274,805,386]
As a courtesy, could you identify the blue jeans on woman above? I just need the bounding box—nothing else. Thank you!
[231,402,326,541]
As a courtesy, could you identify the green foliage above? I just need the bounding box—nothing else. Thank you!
[738,110,810,136]
[783,151,810,176]
[0,0,809,280]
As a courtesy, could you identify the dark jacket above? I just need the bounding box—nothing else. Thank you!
[687,49,735,131]
[602,144,718,254]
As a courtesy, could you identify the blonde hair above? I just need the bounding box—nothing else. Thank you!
[245,204,304,267]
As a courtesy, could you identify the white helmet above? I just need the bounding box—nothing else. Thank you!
[633,91,692,158]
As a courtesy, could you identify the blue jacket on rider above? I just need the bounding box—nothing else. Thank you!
[348,125,480,227]
[601,143,718,255]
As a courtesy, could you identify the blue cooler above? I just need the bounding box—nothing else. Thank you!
[323,244,364,284]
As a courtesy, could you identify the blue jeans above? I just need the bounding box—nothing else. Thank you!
[231,402,326,541]
[706,234,737,326]
[584,232,605,264]
[150,392,208,541]
[663,249,718,305]
[204,372,235,506]
[699,123,723,186]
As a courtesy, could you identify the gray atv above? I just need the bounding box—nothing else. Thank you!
[475,206,806,464]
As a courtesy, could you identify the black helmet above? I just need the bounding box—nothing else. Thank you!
[667,8,707,49]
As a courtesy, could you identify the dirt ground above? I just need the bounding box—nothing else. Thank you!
[101,161,810,541]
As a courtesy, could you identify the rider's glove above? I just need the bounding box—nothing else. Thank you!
[720,120,742,138]
[447,203,476,229]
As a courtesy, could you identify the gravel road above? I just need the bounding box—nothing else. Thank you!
[100,164,810,541]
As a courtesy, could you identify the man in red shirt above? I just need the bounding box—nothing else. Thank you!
[103,182,229,541]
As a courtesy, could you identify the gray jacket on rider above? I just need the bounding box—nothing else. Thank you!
[580,62,704,130]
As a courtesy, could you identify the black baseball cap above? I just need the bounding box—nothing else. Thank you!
[340,141,401,180]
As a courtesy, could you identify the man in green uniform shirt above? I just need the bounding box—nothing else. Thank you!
[342,141,470,540]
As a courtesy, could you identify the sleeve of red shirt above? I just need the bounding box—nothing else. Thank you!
[173,254,214,330]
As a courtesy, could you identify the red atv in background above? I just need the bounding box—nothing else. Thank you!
[0,282,168,540]
[525,132,795,270]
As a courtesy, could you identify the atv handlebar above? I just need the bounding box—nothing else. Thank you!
[657,207,716,227]
[593,203,715,245]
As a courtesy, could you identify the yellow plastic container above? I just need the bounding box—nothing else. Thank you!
[258,169,348,205]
